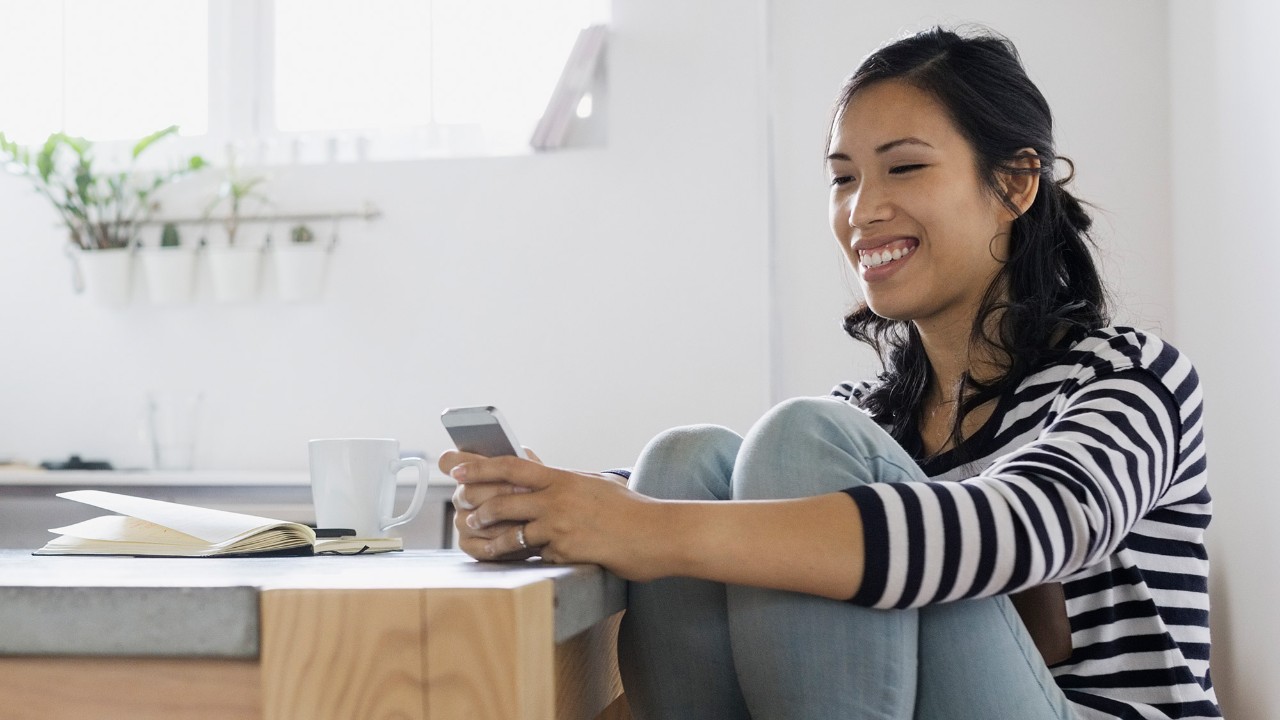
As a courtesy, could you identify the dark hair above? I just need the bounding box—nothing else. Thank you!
[833,27,1108,456]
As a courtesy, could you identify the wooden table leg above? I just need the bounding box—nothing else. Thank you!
[260,589,427,720]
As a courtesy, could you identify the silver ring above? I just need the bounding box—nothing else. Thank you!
[516,524,529,550]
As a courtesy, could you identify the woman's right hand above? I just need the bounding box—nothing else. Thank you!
[441,447,542,561]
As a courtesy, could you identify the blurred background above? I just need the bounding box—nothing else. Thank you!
[0,1,1274,716]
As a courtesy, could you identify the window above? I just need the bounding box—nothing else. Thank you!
[0,0,609,163]
[0,0,208,144]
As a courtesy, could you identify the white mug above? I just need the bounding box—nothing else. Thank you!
[308,438,431,538]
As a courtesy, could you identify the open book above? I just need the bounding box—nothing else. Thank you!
[35,490,317,558]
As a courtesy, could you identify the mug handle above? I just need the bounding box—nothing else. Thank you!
[382,456,431,532]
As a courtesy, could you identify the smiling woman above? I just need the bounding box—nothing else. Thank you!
[441,26,1220,720]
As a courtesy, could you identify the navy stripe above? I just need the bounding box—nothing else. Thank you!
[1055,666,1200,690]
[1151,700,1223,717]
[967,484,998,598]
[1067,632,1179,662]
[1065,564,1144,596]
[1005,481,1051,585]
[896,485,927,607]
[1142,567,1208,593]
[1071,598,1160,633]
[844,486,889,606]
[1063,690,1159,719]
[927,485,962,603]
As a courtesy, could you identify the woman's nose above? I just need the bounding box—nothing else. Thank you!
[848,183,892,228]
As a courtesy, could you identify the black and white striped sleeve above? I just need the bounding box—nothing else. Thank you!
[843,368,1181,609]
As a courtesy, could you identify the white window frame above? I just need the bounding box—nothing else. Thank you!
[37,0,607,169]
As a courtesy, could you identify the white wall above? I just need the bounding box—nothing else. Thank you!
[767,0,1174,401]
[1171,1,1280,717]
[0,0,773,472]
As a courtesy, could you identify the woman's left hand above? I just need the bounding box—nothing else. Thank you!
[444,455,669,581]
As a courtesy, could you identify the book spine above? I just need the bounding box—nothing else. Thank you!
[531,24,608,150]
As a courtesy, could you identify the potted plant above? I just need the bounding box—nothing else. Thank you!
[272,222,331,302]
[203,149,269,302]
[0,126,205,305]
[138,222,198,304]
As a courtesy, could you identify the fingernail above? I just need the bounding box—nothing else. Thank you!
[466,514,481,529]
[451,465,468,480]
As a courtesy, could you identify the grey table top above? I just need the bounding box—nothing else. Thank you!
[0,549,626,658]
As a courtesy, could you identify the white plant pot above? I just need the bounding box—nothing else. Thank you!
[272,245,330,302]
[140,247,198,305]
[73,248,134,306]
[206,246,263,303]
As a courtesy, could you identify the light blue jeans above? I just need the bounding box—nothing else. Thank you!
[616,397,1077,720]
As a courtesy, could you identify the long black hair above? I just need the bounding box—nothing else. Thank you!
[833,27,1108,456]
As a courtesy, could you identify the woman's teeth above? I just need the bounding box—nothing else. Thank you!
[859,244,915,268]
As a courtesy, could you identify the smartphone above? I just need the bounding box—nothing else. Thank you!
[440,406,529,459]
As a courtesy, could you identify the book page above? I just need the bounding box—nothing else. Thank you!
[56,490,304,545]
[49,515,207,546]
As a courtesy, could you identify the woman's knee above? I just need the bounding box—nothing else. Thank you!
[753,396,882,443]
[740,396,890,471]
[734,396,924,500]
[630,424,743,501]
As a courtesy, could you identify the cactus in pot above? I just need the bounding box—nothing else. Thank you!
[290,224,315,244]
[160,222,181,248]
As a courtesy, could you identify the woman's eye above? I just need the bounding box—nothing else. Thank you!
[830,175,855,187]
[889,164,926,175]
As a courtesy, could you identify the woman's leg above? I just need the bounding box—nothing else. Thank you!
[727,397,1076,720]
[914,597,1077,720]
[727,397,924,719]
[617,424,752,720]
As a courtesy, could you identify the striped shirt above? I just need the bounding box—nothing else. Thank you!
[831,326,1220,719]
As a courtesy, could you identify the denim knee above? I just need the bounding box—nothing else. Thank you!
[754,396,882,441]
[629,424,743,501]
[734,396,923,501]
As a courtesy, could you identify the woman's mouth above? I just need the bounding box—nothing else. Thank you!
[858,237,918,270]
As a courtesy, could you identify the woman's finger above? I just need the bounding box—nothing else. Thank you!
[481,520,547,560]
[438,449,485,475]
[453,480,530,511]
[455,511,520,541]
[466,491,544,530]
[451,455,556,490]
[459,531,538,562]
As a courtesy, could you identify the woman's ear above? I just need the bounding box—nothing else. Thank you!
[999,148,1041,219]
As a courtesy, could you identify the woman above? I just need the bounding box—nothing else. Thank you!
[441,27,1219,720]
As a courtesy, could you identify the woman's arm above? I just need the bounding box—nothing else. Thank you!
[664,493,865,600]
[448,456,867,599]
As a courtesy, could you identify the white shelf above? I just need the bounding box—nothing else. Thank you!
[0,469,457,488]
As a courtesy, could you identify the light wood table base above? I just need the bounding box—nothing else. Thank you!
[0,553,631,720]
[1,597,627,720]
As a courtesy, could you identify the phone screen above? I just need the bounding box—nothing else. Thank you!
[446,423,520,458]
[441,406,527,459]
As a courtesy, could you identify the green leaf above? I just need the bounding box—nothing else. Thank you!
[36,134,61,182]
[58,133,90,158]
[188,155,207,170]
[132,125,179,159]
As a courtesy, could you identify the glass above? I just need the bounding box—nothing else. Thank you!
[62,0,209,140]
[0,2,63,145]
[146,391,202,471]
[274,0,432,131]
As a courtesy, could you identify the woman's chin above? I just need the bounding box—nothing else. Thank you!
[863,299,916,323]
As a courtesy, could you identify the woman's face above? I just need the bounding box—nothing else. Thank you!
[827,79,1013,328]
